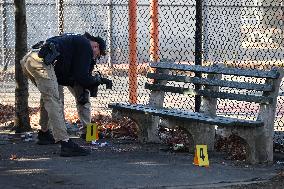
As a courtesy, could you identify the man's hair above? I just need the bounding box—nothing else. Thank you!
[84,32,106,56]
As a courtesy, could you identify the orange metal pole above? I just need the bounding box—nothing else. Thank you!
[149,0,159,62]
[128,0,138,104]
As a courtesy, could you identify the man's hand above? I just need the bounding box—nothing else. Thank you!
[101,78,112,89]
[86,75,113,98]
[94,73,102,84]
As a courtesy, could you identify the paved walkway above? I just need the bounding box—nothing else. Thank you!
[0,137,283,189]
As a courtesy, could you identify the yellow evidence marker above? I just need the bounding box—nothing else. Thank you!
[194,145,209,167]
[86,123,98,142]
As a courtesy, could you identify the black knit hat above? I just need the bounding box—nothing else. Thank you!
[84,32,106,56]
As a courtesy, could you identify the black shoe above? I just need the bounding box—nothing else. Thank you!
[37,130,55,145]
[60,139,90,157]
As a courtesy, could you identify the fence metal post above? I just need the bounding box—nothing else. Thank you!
[58,0,64,35]
[107,0,113,67]
[203,0,209,63]
[128,0,138,104]
[282,3,284,47]
[195,0,203,112]
[149,0,159,62]
[1,0,8,71]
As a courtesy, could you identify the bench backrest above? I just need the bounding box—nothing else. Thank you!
[145,62,283,105]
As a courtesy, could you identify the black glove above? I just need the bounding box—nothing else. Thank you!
[89,85,99,97]
[81,74,112,99]
[87,74,101,97]
[92,73,112,90]
[93,73,102,84]
[101,78,113,89]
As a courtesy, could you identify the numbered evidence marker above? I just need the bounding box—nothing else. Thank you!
[86,123,98,142]
[194,145,209,167]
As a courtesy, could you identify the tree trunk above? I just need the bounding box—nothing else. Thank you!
[13,0,30,132]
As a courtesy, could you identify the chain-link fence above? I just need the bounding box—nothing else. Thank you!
[0,0,283,142]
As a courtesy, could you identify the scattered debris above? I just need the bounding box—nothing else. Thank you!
[173,143,186,152]
[100,142,108,147]
[159,126,193,152]
[276,161,284,165]
[91,140,99,145]
[90,140,109,147]
[66,122,80,135]
[20,132,34,142]
[10,154,17,160]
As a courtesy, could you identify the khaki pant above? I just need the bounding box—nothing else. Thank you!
[21,51,69,142]
[67,85,91,133]
[39,84,91,134]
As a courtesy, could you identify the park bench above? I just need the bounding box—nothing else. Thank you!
[109,62,283,163]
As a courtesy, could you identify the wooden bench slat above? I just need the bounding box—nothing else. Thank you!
[147,73,273,91]
[145,83,273,104]
[150,62,280,79]
[108,103,264,127]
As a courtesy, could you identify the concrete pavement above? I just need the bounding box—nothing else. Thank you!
[0,138,283,189]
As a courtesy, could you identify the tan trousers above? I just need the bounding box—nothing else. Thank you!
[39,85,91,134]
[20,51,69,142]
[67,85,91,132]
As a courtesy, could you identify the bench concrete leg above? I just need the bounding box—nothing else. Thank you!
[191,123,215,152]
[218,127,272,164]
[146,116,160,143]
[187,122,215,152]
[166,119,215,152]
[111,109,160,143]
[255,128,273,164]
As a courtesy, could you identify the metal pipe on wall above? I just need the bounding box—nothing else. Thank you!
[107,0,113,67]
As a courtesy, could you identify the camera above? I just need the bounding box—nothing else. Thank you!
[79,76,112,101]
[101,78,113,89]
[88,77,112,98]
[89,86,98,97]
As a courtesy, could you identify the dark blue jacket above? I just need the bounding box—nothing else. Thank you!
[47,34,97,88]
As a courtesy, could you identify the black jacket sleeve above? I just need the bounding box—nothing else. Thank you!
[71,38,100,88]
